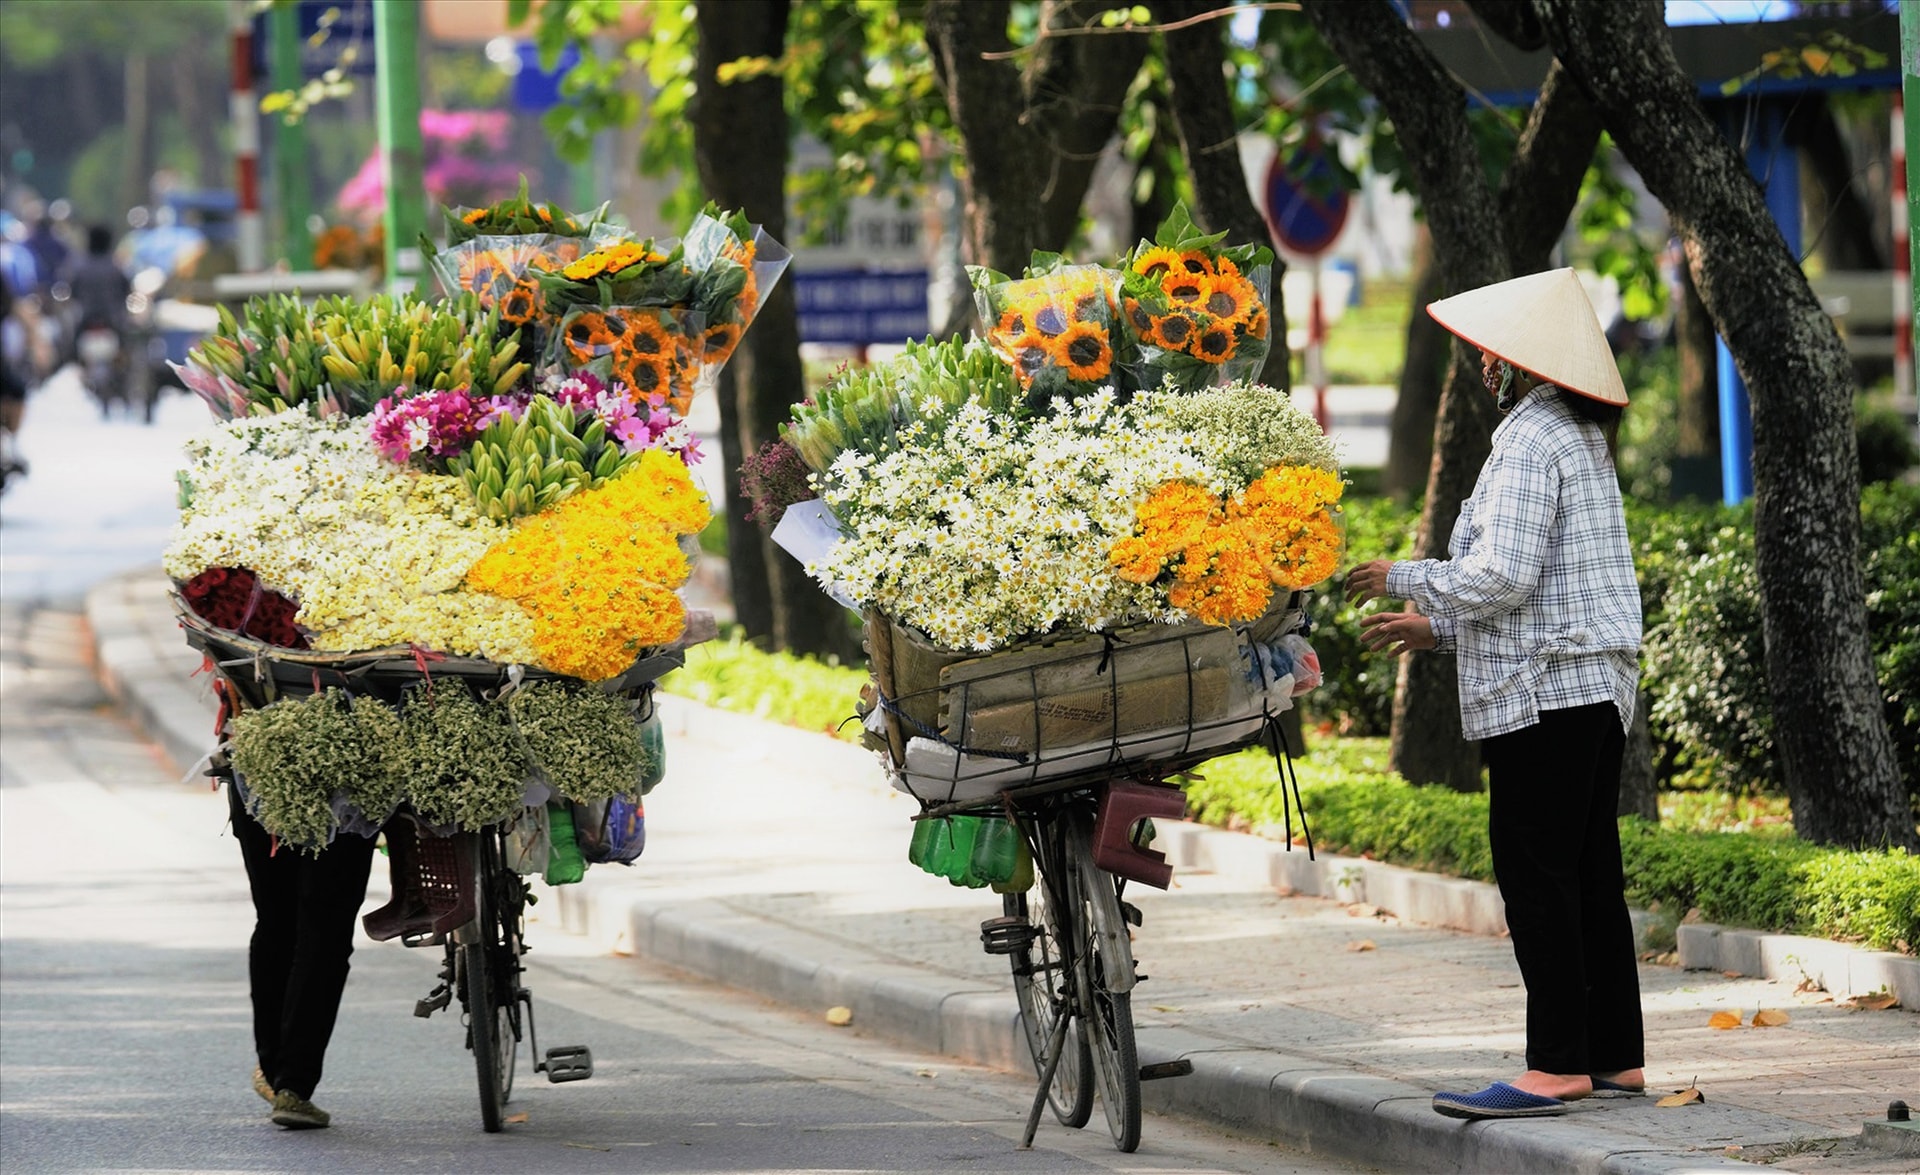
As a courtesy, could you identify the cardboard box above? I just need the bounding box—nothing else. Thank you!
[959,667,1235,754]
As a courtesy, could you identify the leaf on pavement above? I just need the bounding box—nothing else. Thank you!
[1347,903,1379,918]
[1751,1009,1791,1027]
[504,1112,529,1124]
[826,1005,854,1026]
[1720,969,1742,979]
[1707,1009,1744,1029]
[1845,992,1898,1011]
[1657,1086,1706,1108]
[1346,939,1376,952]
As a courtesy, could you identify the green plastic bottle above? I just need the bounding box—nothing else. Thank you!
[989,832,1034,894]
[544,803,586,886]
[908,817,940,872]
[938,816,988,888]
[969,817,1021,885]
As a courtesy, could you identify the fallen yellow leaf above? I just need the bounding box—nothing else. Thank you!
[825,1006,854,1026]
[1707,1009,1744,1029]
[1346,939,1376,952]
[1347,903,1379,918]
[504,1112,529,1124]
[1720,969,1742,979]
[1657,1086,1706,1107]
[1751,1009,1791,1027]
[1845,992,1898,1011]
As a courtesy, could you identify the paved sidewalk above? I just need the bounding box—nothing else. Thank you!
[89,568,1920,1174]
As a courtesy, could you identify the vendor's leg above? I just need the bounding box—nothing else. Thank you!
[1577,708,1644,1077]
[1485,707,1612,1098]
[230,784,298,1085]
[270,832,376,1101]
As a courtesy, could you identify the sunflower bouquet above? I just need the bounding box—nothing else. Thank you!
[1115,203,1274,392]
[534,207,789,418]
[968,260,1121,412]
[424,179,613,358]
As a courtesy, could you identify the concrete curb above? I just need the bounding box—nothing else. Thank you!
[546,881,1753,1174]
[86,573,218,777]
[1678,922,1920,1008]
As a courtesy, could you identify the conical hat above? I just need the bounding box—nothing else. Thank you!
[1426,268,1628,405]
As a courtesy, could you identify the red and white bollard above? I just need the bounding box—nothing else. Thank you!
[1307,259,1329,432]
[229,0,263,273]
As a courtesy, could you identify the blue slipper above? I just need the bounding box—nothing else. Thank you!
[1432,1082,1568,1120]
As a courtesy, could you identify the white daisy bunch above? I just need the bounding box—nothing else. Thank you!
[814,388,1225,650]
[166,410,539,662]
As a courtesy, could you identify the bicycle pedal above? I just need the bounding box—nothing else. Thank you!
[1120,900,1143,927]
[414,986,452,1019]
[1139,1059,1193,1081]
[544,1045,593,1083]
[979,915,1034,956]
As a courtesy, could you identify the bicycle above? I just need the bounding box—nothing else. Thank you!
[873,595,1313,1153]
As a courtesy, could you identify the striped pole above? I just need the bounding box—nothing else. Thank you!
[1307,259,1329,431]
[1893,91,1913,410]
[229,0,264,273]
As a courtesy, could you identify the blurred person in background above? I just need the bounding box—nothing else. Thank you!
[64,225,134,417]
[24,216,70,296]
[0,264,28,485]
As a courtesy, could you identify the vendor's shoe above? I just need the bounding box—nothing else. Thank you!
[1588,1075,1646,1098]
[270,1090,330,1130]
[250,1067,274,1103]
[1432,1082,1568,1120]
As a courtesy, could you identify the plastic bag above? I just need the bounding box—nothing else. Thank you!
[504,803,552,876]
[571,794,646,865]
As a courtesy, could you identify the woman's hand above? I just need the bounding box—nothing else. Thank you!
[1344,559,1395,606]
[1359,611,1436,656]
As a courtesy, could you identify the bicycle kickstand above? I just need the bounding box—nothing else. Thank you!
[1018,1006,1076,1149]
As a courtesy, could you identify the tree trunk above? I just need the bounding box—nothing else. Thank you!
[1384,225,1445,501]
[1796,93,1886,274]
[925,0,1148,273]
[1671,250,1720,501]
[1159,0,1289,391]
[1537,0,1914,850]
[121,52,151,219]
[1618,690,1658,821]
[691,0,861,661]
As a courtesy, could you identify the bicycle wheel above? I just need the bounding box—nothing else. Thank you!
[464,831,520,1132]
[1003,848,1093,1129]
[1068,816,1141,1152]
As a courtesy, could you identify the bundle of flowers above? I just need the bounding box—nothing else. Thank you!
[535,203,790,416]
[1114,204,1273,391]
[808,382,1338,650]
[423,177,611,326]
[229,682,655,852]
[973,261,1120,411]
[176,293,527,419]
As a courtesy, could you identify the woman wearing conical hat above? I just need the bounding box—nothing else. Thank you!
[1345,268,1645,1122]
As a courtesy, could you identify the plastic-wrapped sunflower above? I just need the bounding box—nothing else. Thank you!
[969,260,1120,412]
[1115,202,1274,392]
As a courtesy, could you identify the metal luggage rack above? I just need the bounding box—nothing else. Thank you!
[172,586,712,710]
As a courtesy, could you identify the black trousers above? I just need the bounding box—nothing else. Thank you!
[229,785,376,1100]
[1483,701,1645,1076]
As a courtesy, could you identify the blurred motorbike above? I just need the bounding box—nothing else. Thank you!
[75,318,128,418]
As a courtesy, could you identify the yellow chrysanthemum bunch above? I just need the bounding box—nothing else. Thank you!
[1109,464,1343,625]
[465,450,710,680]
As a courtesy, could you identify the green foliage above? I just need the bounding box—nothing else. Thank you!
[507,681,653,802]
[1615,349,1681,502]
[1857,394,1919,486]
[1302,496,1419,736]
[1183,745,1918,951]
[661,629,869,739]
[1863,482,1920,795]
[1319,281,1412,388]
[1572,137,1666,322]
[402,689,533,831]
[1644,523,1773,792]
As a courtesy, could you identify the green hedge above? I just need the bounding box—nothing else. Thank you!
[1184,747,1919,952]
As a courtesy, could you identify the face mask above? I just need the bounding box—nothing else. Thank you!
[1486,360,1519,413]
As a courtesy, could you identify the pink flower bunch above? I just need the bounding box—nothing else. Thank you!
[368,387,488,465]
[533,371,705,467]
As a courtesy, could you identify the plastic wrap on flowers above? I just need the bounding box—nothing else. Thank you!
[546,304,706,414]
[971,263,1121,412]
[679,205,792,390]
[1114,205,1276,393]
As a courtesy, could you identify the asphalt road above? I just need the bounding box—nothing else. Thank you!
[0,586,1366,1174]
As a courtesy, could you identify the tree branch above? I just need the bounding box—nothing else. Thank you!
[1496,58,1601,273]
[1464,0,1546,51]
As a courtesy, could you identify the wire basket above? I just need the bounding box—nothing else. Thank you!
[362,813,476,944]
[863,594,1307,808]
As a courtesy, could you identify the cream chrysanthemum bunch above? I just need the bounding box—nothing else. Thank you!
[815,390,1220,650]
[166,410,538,662]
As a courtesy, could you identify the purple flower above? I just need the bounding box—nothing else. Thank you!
[367,386,487,465]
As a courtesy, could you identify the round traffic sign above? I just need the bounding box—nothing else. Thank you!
[1263,141,1351,258]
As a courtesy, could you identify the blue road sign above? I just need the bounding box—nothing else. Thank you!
[514,42,581,113]
[1263,141,1350,258]
[793,270,930,346]
[252,0,377,78]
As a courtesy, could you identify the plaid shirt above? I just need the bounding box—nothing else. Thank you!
[1385,388,1641,740]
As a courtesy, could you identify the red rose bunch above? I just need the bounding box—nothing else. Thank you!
[180,567,310,649]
